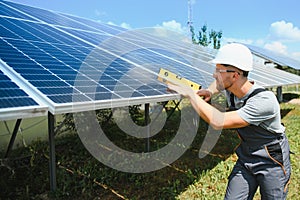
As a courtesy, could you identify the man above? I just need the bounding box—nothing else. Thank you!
[168,43,291,199]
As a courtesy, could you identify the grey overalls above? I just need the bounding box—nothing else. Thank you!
[224,89,291,200]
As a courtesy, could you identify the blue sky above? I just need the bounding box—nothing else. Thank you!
[9,0,300,61]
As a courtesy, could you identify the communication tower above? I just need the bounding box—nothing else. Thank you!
[187,0,193,31]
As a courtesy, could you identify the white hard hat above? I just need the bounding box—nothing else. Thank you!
[210,43,253,71]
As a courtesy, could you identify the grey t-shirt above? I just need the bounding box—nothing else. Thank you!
[226,84,285,134]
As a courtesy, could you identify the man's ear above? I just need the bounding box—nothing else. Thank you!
[232,72,239,79]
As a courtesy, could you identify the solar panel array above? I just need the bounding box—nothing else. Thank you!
[1,1,300,121]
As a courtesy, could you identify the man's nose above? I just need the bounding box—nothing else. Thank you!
[213,72,217,79]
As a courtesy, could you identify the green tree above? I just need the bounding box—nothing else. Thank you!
[209,30,222,49]
[198,24,209,46]
[190,24,222,49]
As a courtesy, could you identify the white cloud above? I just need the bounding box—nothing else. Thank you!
[222,20,300,62]
[120,22,132,29]
[222,37,253,45]
[158,20,187,34]
[107,21,116,26]
[269,20,300,41]
[260,41,300,61]
[254,39,265,46]
[107,19,185,33]
[94,9,106,17]
[264,41,288,55]
[291,51,300,61]
[107,21,132,29]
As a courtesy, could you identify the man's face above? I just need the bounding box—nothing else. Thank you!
[213,64,239,91]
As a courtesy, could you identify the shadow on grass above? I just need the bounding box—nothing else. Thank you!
[281,108,294,119]
[280,93,299,118]
[283,93,300,102]
[0,110,240,200]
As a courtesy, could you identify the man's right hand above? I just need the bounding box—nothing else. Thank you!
[196,89,212,102]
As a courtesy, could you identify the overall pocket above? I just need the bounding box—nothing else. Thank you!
[265,143,283,165]
[265,143,285,175]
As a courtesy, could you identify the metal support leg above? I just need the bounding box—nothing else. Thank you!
[4,119,22,158]
[145,103,150,152]
[166,100,181,120]
[48,112,57,191]
[277,86,283,102]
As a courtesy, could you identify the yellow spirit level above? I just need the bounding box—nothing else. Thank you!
[157,68,201,90]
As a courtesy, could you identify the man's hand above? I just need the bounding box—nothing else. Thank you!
[167,83,195,99]
[196,89,212,102]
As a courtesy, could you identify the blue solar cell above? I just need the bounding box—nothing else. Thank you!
[47,93,90,103]
[60,28,111,45]
[0,81,16,88]
[56,74,77,81]
[136,89,163,96]
[0,88,27,98]
[39,87,74,95]
[4,19,88,46]
[0,3,37,21]
[9,62,44,70]
[7,0,126,37]
[90,92,114,100]
[0,97,38,109]
[29,80,69,88]
[0,70,39,109]
[136,85,165,95]
[0,72,10,81]
[50,69,78,75]
[99,83,118,91]
[0,40,23,55]
[21,74,61,81]
[62,14,126,34]
[0,21,23,40]
[4,1,109,33]
[5,19,42,41]
[1,55,31,64]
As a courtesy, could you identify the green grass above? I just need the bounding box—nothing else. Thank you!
[0,100,299,200]
[281,103,300,200]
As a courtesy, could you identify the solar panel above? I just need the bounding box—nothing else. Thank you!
[0,0,299,121]
[245,43,300,70]
[0,69,36,108]
[0,67,47,120]
[250,61,300,87]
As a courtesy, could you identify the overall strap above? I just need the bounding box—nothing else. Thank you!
[229,88,266,110]
[242,88,266,107]
[229,93,235,110]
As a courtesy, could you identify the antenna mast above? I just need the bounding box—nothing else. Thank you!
[187,0,193,31]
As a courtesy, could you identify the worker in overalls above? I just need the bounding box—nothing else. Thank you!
[168,43,291,199]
